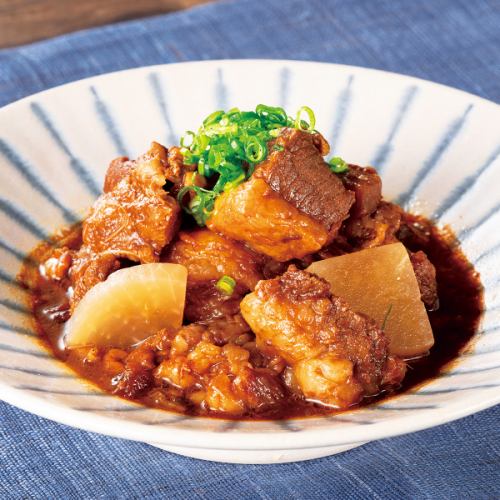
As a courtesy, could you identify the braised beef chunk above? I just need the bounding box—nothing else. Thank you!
[69,142,180,308]
[341,165,382,218]
[165,146,186,185]
[183,281,244,322]
[163,146,208,197]
[254,128,354,237]
[150,323,285,416]
[207,128,354,261]
[241,266,406,408]
[115,367,154,399]
[106,145,203,198]
[410,250,439,310]
[82,142,180,261]
[342,201,402,249]
[204,314,252,346]
[103,157,133,193]
[165,228,265,322]
[113,342,156,398]
[41,247,73,281]
[207,177,329,261]
[236,368,287,413]
[165,229,263,290]
[70,251,120,307]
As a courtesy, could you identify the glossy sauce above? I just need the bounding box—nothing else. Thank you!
[21,214,483,419]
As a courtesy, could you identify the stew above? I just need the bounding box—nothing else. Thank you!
[19,105,483,419]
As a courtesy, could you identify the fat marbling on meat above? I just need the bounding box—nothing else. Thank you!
[70,142,180,308]
[165,228,264,322]
[241,266,406,408]
[207,128,354,261]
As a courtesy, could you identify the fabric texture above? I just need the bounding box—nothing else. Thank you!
[0,0,499,498]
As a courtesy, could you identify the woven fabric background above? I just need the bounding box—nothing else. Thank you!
[0,0,499,498]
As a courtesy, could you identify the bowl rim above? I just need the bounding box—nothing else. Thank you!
[2,58,500,111]
[2,380,499,450]
[0,58,499,451]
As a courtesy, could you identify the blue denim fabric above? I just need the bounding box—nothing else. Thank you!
[0,0,499,498]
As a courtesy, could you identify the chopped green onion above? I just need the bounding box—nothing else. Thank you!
[328,156,349,174]
[381,304,393,331]
[216,275,237,295]
[177,186,217,226]
[207,147,225,169]
[244,136,267,163]
[179,104,321,226]
[255,104,289,126]
[197,157,207,176]
[272,144,285,152]
[212,165,245,193]
[294,106,316,131]
[203,110,225,126]
[223,172,246,192]
[180,131,195,148]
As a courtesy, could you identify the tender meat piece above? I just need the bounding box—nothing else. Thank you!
[69,142,180,308]
[163,146,207,196]
[240,266,406,408]
[254,128,354,239]
[84,143,180,261]
[165,146,186,185]
[203,313,253,346]
[165,229,263,290]
[155,324,286,415]
[70,250,120,307]
[105,145,204,197]
[114,345,156,398]
[110,323,286,416]
[410,250,439,310]
[41,247,73,281]
[207,177,329,261]
[165,228,264,322]
[93,330,173,398]
[342,201,402,250]
[207,128,354,261]
[381,355,407,387]
[292,355,363,406]
[103,157,133,193]
[183,281,244,322]
[116,372,153,400]
[341,165,382,218]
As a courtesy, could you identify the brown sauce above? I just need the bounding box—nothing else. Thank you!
[21,214,483,419]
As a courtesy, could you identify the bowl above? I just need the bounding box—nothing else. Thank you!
[0,60,499,464]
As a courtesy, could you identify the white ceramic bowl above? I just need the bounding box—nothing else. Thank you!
[0,60,499,464]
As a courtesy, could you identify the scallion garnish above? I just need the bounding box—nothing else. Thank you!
[177,186,217,226]
[216,275,236,295]
[328,156,349,174]
[294,106,316,131]
[244,136,267,163]
[179,104,317,225]
[381,304,393,331]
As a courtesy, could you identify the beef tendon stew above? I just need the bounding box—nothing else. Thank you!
[19,105,483,419]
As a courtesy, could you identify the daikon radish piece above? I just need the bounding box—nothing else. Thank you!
[307,242,433,357]
[64,263,187,348]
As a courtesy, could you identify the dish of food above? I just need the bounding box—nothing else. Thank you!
[20,104,483,419]
[0,60,498,463]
